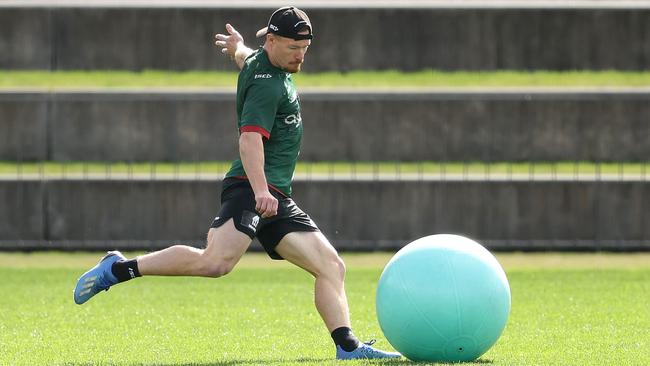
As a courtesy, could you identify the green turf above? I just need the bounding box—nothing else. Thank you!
[1,252,649,365]
[1,70,649,88]
[2,161,649,178]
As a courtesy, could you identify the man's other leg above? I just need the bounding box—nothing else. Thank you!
[74,218,251,304]
[137,219,251,277]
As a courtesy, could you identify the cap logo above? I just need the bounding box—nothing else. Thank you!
[269,24,278,31]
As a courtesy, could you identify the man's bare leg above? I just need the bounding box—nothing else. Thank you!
[274,231,401,359]
[74,219,251,304]
[137,219,251,277]
[275,231,350,331]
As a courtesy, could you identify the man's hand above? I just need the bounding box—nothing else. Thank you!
[214,23,244,59]
[255,190,278,218]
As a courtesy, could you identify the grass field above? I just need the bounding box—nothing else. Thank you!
[1,252,649,365]
[1,70,650,89]
[2,161,649,179]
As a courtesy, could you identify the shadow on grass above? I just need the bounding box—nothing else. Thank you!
[61,357,493,365]
[115,357,493,365]
[360,358,493,365]
[130,359,330,366]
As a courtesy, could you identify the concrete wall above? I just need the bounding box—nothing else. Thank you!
[1,179,648,251]
[0,95,49,161]
[301,91,650,162]
[0,180,44,242]
[2,90,649,162]
[2,7,650,71]
[0,92,240,162]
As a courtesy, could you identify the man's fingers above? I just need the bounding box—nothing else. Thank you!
[262,210,276,218]
[260,207,274,218]
[215,28,242,59]
[259,202,274,218]
[256,196,278,218]
[270,200,279,217]
[255,199,264,213]
[226,23,239,36]
[265,200,278,217]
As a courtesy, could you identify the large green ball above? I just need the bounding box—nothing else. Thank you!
[376,234,511,362]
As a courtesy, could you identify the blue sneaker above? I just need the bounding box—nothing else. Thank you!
[336,340,402,360]
[73,251,124,305]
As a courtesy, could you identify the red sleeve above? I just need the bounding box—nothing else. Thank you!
[240,125,270,139]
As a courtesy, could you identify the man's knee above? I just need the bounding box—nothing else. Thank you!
[199,223,250,278]
[198,230,237,278]
[333,255,346,280]
[319,253,346,282]
[197,257,236,278]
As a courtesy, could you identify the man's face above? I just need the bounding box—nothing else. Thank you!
[267,32,311,73]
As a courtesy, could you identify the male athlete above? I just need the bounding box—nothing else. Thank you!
[73,6,400,360]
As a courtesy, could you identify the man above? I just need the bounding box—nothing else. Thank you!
[73,6,401,360]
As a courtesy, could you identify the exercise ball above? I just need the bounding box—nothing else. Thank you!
[376,234,511,362]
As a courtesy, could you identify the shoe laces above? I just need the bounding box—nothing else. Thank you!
[360,339,386,357]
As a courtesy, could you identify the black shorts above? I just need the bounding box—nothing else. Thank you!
[210,178,319,260]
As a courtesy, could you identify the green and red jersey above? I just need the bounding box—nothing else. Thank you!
[225,47,304,197]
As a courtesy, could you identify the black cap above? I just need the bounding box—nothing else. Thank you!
[255,6,313,41]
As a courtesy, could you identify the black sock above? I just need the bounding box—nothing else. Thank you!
[111,259,141,283]
[331,327,360,352]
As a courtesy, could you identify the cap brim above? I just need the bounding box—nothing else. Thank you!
[256,27,268,38]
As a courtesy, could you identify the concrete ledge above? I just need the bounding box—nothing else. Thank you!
[2,7,650,70]
[2,89,649,162]
[1,179,648,251]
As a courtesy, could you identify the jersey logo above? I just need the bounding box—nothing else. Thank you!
[284,113,302,128]
[255,73,273,79]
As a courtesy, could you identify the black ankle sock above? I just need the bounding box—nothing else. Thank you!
[331,327,360,352]
[111,259,141,283]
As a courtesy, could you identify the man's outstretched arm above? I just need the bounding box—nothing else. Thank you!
[215,23,254,70]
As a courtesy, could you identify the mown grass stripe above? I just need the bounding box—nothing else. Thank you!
[1,70,650,88]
